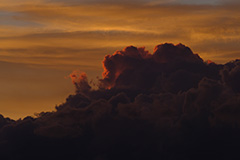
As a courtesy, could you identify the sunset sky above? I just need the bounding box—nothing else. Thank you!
[0,0,240,119]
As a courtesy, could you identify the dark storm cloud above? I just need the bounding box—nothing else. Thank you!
[0,43,240,159]
[100,43,206,92]
[220,60,240,92]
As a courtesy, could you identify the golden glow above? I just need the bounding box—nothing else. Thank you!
[0,1,240,119]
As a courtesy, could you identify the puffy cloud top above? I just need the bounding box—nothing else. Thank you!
[0,43,240,160]
[100,43,206,93]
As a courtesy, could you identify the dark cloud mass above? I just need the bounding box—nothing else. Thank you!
[100,43,212,93]
[1,43,240,160]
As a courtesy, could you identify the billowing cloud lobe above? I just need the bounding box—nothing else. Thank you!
[0,43,240,160]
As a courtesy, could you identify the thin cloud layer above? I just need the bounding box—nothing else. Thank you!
[0,43,240,159]
[1,2,240,66]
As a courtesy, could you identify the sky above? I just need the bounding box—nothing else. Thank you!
[0,0,240,119]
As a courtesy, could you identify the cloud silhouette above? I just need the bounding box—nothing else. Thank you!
[100,43,209,94]
[0,43,240,159]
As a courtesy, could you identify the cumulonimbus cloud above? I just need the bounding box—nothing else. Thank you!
[0,43,240,159]
[99,43,205,92]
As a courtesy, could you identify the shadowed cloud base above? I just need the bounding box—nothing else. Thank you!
[1,43,240,160]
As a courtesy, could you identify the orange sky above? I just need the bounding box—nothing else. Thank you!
[0,0,240,119]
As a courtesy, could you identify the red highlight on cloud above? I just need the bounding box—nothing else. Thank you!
[70,70,91,93]
[100,43,204,90]
[1,43,240,159]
